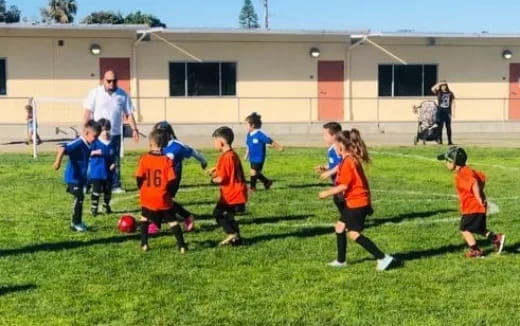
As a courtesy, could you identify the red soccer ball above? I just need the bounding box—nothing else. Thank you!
[117,215,137,233]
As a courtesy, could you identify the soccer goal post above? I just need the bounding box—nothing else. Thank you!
[30,97,128,160]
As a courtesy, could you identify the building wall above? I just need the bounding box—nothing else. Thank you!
[350,37,520,122]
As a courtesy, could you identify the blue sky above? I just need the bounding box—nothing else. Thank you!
[11,0,520,33]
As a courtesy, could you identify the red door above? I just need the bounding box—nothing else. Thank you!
[318,61,344,121]
[99,58,131,93]
[509,63,520,120]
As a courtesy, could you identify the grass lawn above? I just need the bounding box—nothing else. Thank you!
[0,146,519,325]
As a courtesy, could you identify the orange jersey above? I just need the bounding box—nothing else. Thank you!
[135,152,176,210]
[216,150,248,205]
[336,155,371,208]
[455,166,487,215]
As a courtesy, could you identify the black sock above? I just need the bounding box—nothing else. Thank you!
[217,215,235,234]
[336,232,347,263]
[140,221,149,247]
[175,202,192,220]
[171,224,186,249]
[230,218,240,235]
[71,186,84,225]
[91,192,100,212]
[486,231,496,242]
[355,235,385,260]
[250,175,258,188]
[257,173,269,185]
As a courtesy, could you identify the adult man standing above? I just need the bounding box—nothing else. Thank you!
[83,70,139,193]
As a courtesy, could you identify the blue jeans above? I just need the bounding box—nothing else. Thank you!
[111,135,122,189]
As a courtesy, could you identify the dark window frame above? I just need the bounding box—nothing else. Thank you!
[169,61,238,97]
[378,64,438,97]
[0,59,6,96]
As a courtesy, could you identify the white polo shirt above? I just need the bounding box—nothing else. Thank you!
[83,86,134,136]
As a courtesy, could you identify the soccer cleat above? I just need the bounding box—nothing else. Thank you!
[465,249,484,258]
[179,247,187,254]
[376,255,394,271]
[70,222,88,232]
[492,233,506,254]
[230,237,242,247]
[148,223,160,235]
[264,180,274,190]
[328,260,347,268]
[103,204,113,214]
[112,187,126,194]
[141,245,150,252]
[184,216,195,232]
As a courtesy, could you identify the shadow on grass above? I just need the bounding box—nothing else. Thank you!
[285,183,327,189]
[0,284,37,296]
[196,214,314,232]
[367,209,456,227]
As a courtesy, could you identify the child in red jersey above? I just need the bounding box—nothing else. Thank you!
[437,147,505,258]
[208,126,248,247]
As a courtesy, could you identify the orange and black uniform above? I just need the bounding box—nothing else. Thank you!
[333,154,385,263]
[213,149,248,235]
[135,151,185,248]
[335,155,372,232]
[455,166,488,234]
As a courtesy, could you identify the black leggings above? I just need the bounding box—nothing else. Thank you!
[91,179,111,211]
[67,184,84,224]
[437,109,452,144]
[214,204,244,235]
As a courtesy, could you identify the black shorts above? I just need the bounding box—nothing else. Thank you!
[250,162,264,172]
[170,178,181,198]
[141,207,182,227]
[340,205,373,232]
[459,213,487,234]
[332,194,346,214]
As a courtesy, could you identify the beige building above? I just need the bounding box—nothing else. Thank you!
[1,24,520,127]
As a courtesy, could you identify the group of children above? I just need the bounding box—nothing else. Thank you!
[54,111,506,268]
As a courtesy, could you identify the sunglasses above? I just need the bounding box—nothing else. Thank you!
[106,79,118,84]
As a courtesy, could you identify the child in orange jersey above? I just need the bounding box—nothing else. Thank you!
[437,146,505,258]
[319,130,394,271]
[135,130,187,253]
[208,126,248,247]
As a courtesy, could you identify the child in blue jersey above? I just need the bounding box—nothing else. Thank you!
[315,122,345,212]
[89,119,117,216]
[53,120,101,232]
[244,112,283,191]
[152,121,208,232]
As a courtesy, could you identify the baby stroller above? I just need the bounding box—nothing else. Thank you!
[413,100,441,145]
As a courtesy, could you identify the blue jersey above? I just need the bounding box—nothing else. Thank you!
[88,139,116,181]
[246,130,273,164]
[63,137,91,185]
[327,145,342,182]
[162,140,195,178]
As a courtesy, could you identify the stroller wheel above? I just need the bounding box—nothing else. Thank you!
[414,135,418,146]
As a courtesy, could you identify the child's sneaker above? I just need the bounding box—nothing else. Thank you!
[492,233,506,254]
[249,187,257,193]
[230,237,242,247]
[70,222,88,232]
[184,216,195,232]
[148,223,160,235]
[264,180,274,190]
[112,187,126,194]
[179,247,187,254]
[141,244,150,252]
[465,249,484,258]
[328,260,347,268]
[376,255,394,271]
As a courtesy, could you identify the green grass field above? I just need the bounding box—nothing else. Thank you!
[1,146,519,325]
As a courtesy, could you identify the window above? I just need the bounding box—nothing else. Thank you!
[378,64,437,97]
[0,59,6,95]
[169,62,237,97]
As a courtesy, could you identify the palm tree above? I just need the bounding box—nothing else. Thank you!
[40,0,77,24]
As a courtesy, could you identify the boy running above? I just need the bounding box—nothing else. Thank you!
[209,126,248,246]
[244,112,283,191]
[437,147,505,257]
[53,120,101,232]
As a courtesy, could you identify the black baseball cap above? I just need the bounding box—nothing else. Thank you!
[437,146,467,166]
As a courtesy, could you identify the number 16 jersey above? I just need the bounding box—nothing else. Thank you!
[135,152,176,210]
